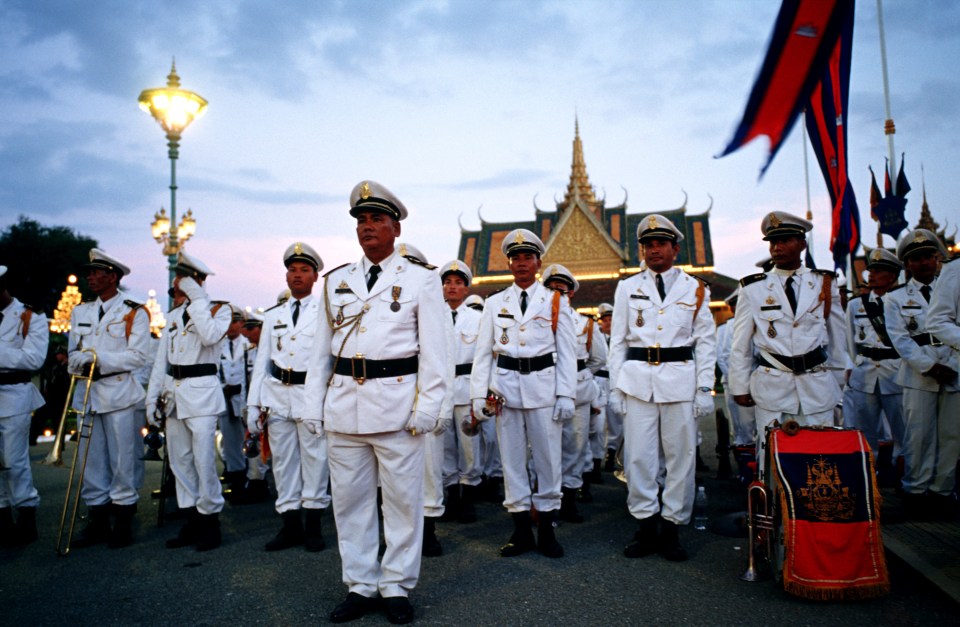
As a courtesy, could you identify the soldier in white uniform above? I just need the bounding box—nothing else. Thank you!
[67,249,150,549]
[541,263,606,522]
[305,181,447,625]
[729,212,846,473]
[146,253,231,552]
[0,266,48,546]
[609,215,716,562]
[716,290,756,467]
[247,242,330,552]
[470,229,577,559]
[884,230,958,518]
[596,303,621,472]
[928,253,960,513]
[465,295,505,502]
[218,310,249,497]
[843,248,904,456]
[439,260,484,524]
[230,311,270,504]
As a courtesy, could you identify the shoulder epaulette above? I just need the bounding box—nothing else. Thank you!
[22,302,41,312]
[886,283,906,292]
[740,273,767,287]
[943,256,958,264]
[323,262,350,278]
[688,273,711,287]
[123,299,144,309]
[486,287,507,298]
[263,302,284,312]
[812,269,837,278]
[211,300,230,305]
[404,255,437,270]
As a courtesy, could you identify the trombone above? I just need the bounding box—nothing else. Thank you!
[52,348,98,556]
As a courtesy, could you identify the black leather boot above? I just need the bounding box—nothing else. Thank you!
[536,510,564,558]
[265,509,304,551]
[603,449,617,472]
[196,512,221,552]
[578,477,593,503]
[422,517,442,557]
[166,507,200,548]
[0,508,15,548]
[304,509,326,552]
[108,503,137,549]
[72,503,112,548]
[14,506,38,546]
[559,487,584,523]
[659,519,688,561]
[441,485,461,522]
[624,515,660,558]
[457,484,477,523]
[500,511,535,557]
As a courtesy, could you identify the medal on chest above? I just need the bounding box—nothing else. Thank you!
[499,308,510,344]
[767,320,777,339]
[907,316,918,332]
[858,325,866,341]
[635,308,644,327]
[390,286,402,312]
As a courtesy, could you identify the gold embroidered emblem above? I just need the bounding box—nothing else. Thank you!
[870,249,881,261]
[914,231,927,243]
[500,327,509,345]
[360,182,371,199]
[399,243,408,256]
[767,320,777,338]
[765,296,776,305]
[636,307,644,327]
[769,213,782,228]
[450,261,459,271]
[514,231,525,244]
[797,457,855,521]
[294,242,303,255]
[338,281,348,290]
[649,216,658,229]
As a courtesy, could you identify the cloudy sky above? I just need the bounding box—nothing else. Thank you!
[2,0,958,311]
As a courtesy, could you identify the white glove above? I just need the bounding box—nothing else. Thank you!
[433,413,452,435]
[303,419,324,436]
[246,406,262,436]
[68,351,93,372]
[472,398,490,422]
[146,404,159,428]
[405,411,438,436]
[610,389,627,415]
[694,391,714,418]
[553,396,575,422]
[178,276,206,301]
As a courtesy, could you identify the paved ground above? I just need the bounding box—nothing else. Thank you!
[2,434,958,626]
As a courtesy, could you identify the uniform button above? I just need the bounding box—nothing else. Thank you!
[289,352,295,356]
[764,368,770,373]
[659,310,664,315]
[793,322,799,327]
[520,326,526,332]
[360,327,366,333]
[520,341,526,346]
[397,376,403,382]
[657,325,662,330]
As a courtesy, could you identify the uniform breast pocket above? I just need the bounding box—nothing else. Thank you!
[532,318,553,340]
[670,303,697,327]
[106,322,127,341]
[627,299,652,328]
[460,331,478,345]
[758,309,784,325]
[376,290,415,324]
[494,317,516,344]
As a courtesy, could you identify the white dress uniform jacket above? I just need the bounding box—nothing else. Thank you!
[846,293,901,395]
[729,266,846,414]
[470,281,577,408]
[219,334,249,418]
[928,260,960,371]
[249,296,320,420]
[574,312,606,405]
[68,296,150,412]
[0,298,47,417]
[451,303,482,407]
[305,252,448,431]
[609,268,716,402]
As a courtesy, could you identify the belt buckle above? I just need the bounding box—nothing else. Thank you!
[930,334,943,347]
[282,367,294,386]
[351,353,367,385]
[647,345,661,366]
[518,358,531,375]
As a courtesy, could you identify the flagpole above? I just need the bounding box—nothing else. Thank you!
[877,0,898,198]
[801,115,815,263]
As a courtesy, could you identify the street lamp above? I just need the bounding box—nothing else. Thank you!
[138,60,208,307]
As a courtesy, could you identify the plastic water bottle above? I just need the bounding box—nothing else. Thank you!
[693,486,708,531]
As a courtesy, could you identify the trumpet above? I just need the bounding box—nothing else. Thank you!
[740,480,775,581]
[52,348,98,556]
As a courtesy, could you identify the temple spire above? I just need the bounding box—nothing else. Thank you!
[559,117,602,219]
[916,165,939,233]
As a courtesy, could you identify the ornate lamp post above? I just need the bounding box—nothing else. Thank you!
[138,60,208,307]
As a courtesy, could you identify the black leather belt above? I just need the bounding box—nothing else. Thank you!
[626,346,693,365]
[455,363,472,376]
[333,355,419,382]
[595,369,609,378]
[0,370,32,385]
[757,347,827,374]
[856,345,898,361]
[92,368,130,381]
[270,362,307,385]
[167,363,218,379]
[497,353,555,374]
[911,333,943,347]
[577,359,588,371]
[223,383,243,396]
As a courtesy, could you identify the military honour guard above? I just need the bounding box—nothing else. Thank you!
[717,289,756,453]
[608,214,716,561]
[146,253,231,551]
[66,249,150,549]
[305,181,447,624]
[0,265,48,546]
[247,242,330,552]
[884,229,958,518]
[595,303,622,471]
[729,212,846,469]
[470,229,577,559]
[218,309,249,498]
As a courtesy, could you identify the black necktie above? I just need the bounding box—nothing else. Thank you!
[451,310,458,325]
[920,285,931,303]
[292,300,301,327]
[656,274,666,301]
[98,305,105,321]
[367,265,381,291]
[182,309,190,325]
[785,276,798,314]
[229,339,235,359]
[520,290,528,315]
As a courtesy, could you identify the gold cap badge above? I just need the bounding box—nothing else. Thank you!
[294,242,303,255]
[914,231,927,243]
[649,216,658,229]
[769,214,782,228]
[450,261,459,271]
[360,182,371,199]
[514,231,525,244]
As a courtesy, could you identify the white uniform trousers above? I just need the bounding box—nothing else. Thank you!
[843,387,904,455]
[480,418,501,478]
[605,398,624,453]
[80,406,140,506]
[423,430,445,518]
[754,406,834,478]
[267,418,331,513]
[166,415,225,515]
[218,411,247,474]
[901,388,960,496]
[442,405,482,487]
[133,406,146,490]
[623,396,696,525]
[588,406,605,461]
[561,402,590,489]
[246,456,270,481]
[328,430,424,599]
[0,411,40,508]
[497,406,562,513]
